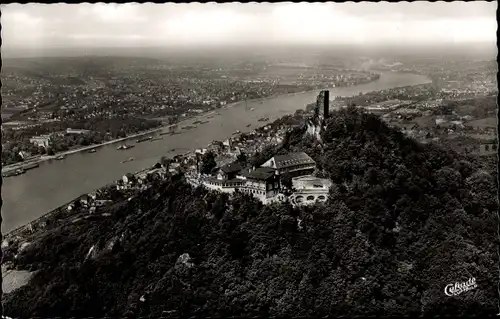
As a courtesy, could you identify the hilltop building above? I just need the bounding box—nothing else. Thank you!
[202,166,281,204]
[198,151,329,205]
[236,167,281,202]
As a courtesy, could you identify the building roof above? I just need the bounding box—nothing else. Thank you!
[273,152,315,169]
[241,167,276,181]
[221,162,243,174]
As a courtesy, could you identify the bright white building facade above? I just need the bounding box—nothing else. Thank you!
[289,176,332,206]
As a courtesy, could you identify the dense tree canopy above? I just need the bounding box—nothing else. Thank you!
[200,151,217,175]
[236,152,248,165]
[3,107,497,318]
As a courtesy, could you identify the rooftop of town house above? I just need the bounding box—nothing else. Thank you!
[239,167,276,181]
[269,152,315,169]
[220,162,244,174]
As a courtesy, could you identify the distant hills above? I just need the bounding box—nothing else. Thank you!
[3,41,496,60]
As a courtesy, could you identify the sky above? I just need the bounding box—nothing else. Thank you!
[1,2,497,49]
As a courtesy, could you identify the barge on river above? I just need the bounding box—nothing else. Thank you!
[117,144,135,150]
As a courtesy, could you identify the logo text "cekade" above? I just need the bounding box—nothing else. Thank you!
[444,277,477,296]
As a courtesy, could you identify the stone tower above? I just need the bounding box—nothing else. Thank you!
[316,90,330,121]
[306,90,330,142]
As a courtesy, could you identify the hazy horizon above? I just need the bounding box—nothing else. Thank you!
[2,42,497,61]
[1,2,497,58]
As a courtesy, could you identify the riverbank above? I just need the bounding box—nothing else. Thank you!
[1,111,218,175]
[2,128,165,173]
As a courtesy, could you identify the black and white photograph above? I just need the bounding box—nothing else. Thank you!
[1,2,498,318]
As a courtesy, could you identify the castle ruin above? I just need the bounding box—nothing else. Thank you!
[306,90,330,141]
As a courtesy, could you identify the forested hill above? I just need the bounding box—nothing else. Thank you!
[4,107,498,318]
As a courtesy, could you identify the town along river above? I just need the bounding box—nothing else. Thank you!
[1,71,430,233]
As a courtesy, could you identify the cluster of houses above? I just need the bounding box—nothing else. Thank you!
[198,151,332,206]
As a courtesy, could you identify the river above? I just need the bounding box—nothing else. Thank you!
[1,72,430,233]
